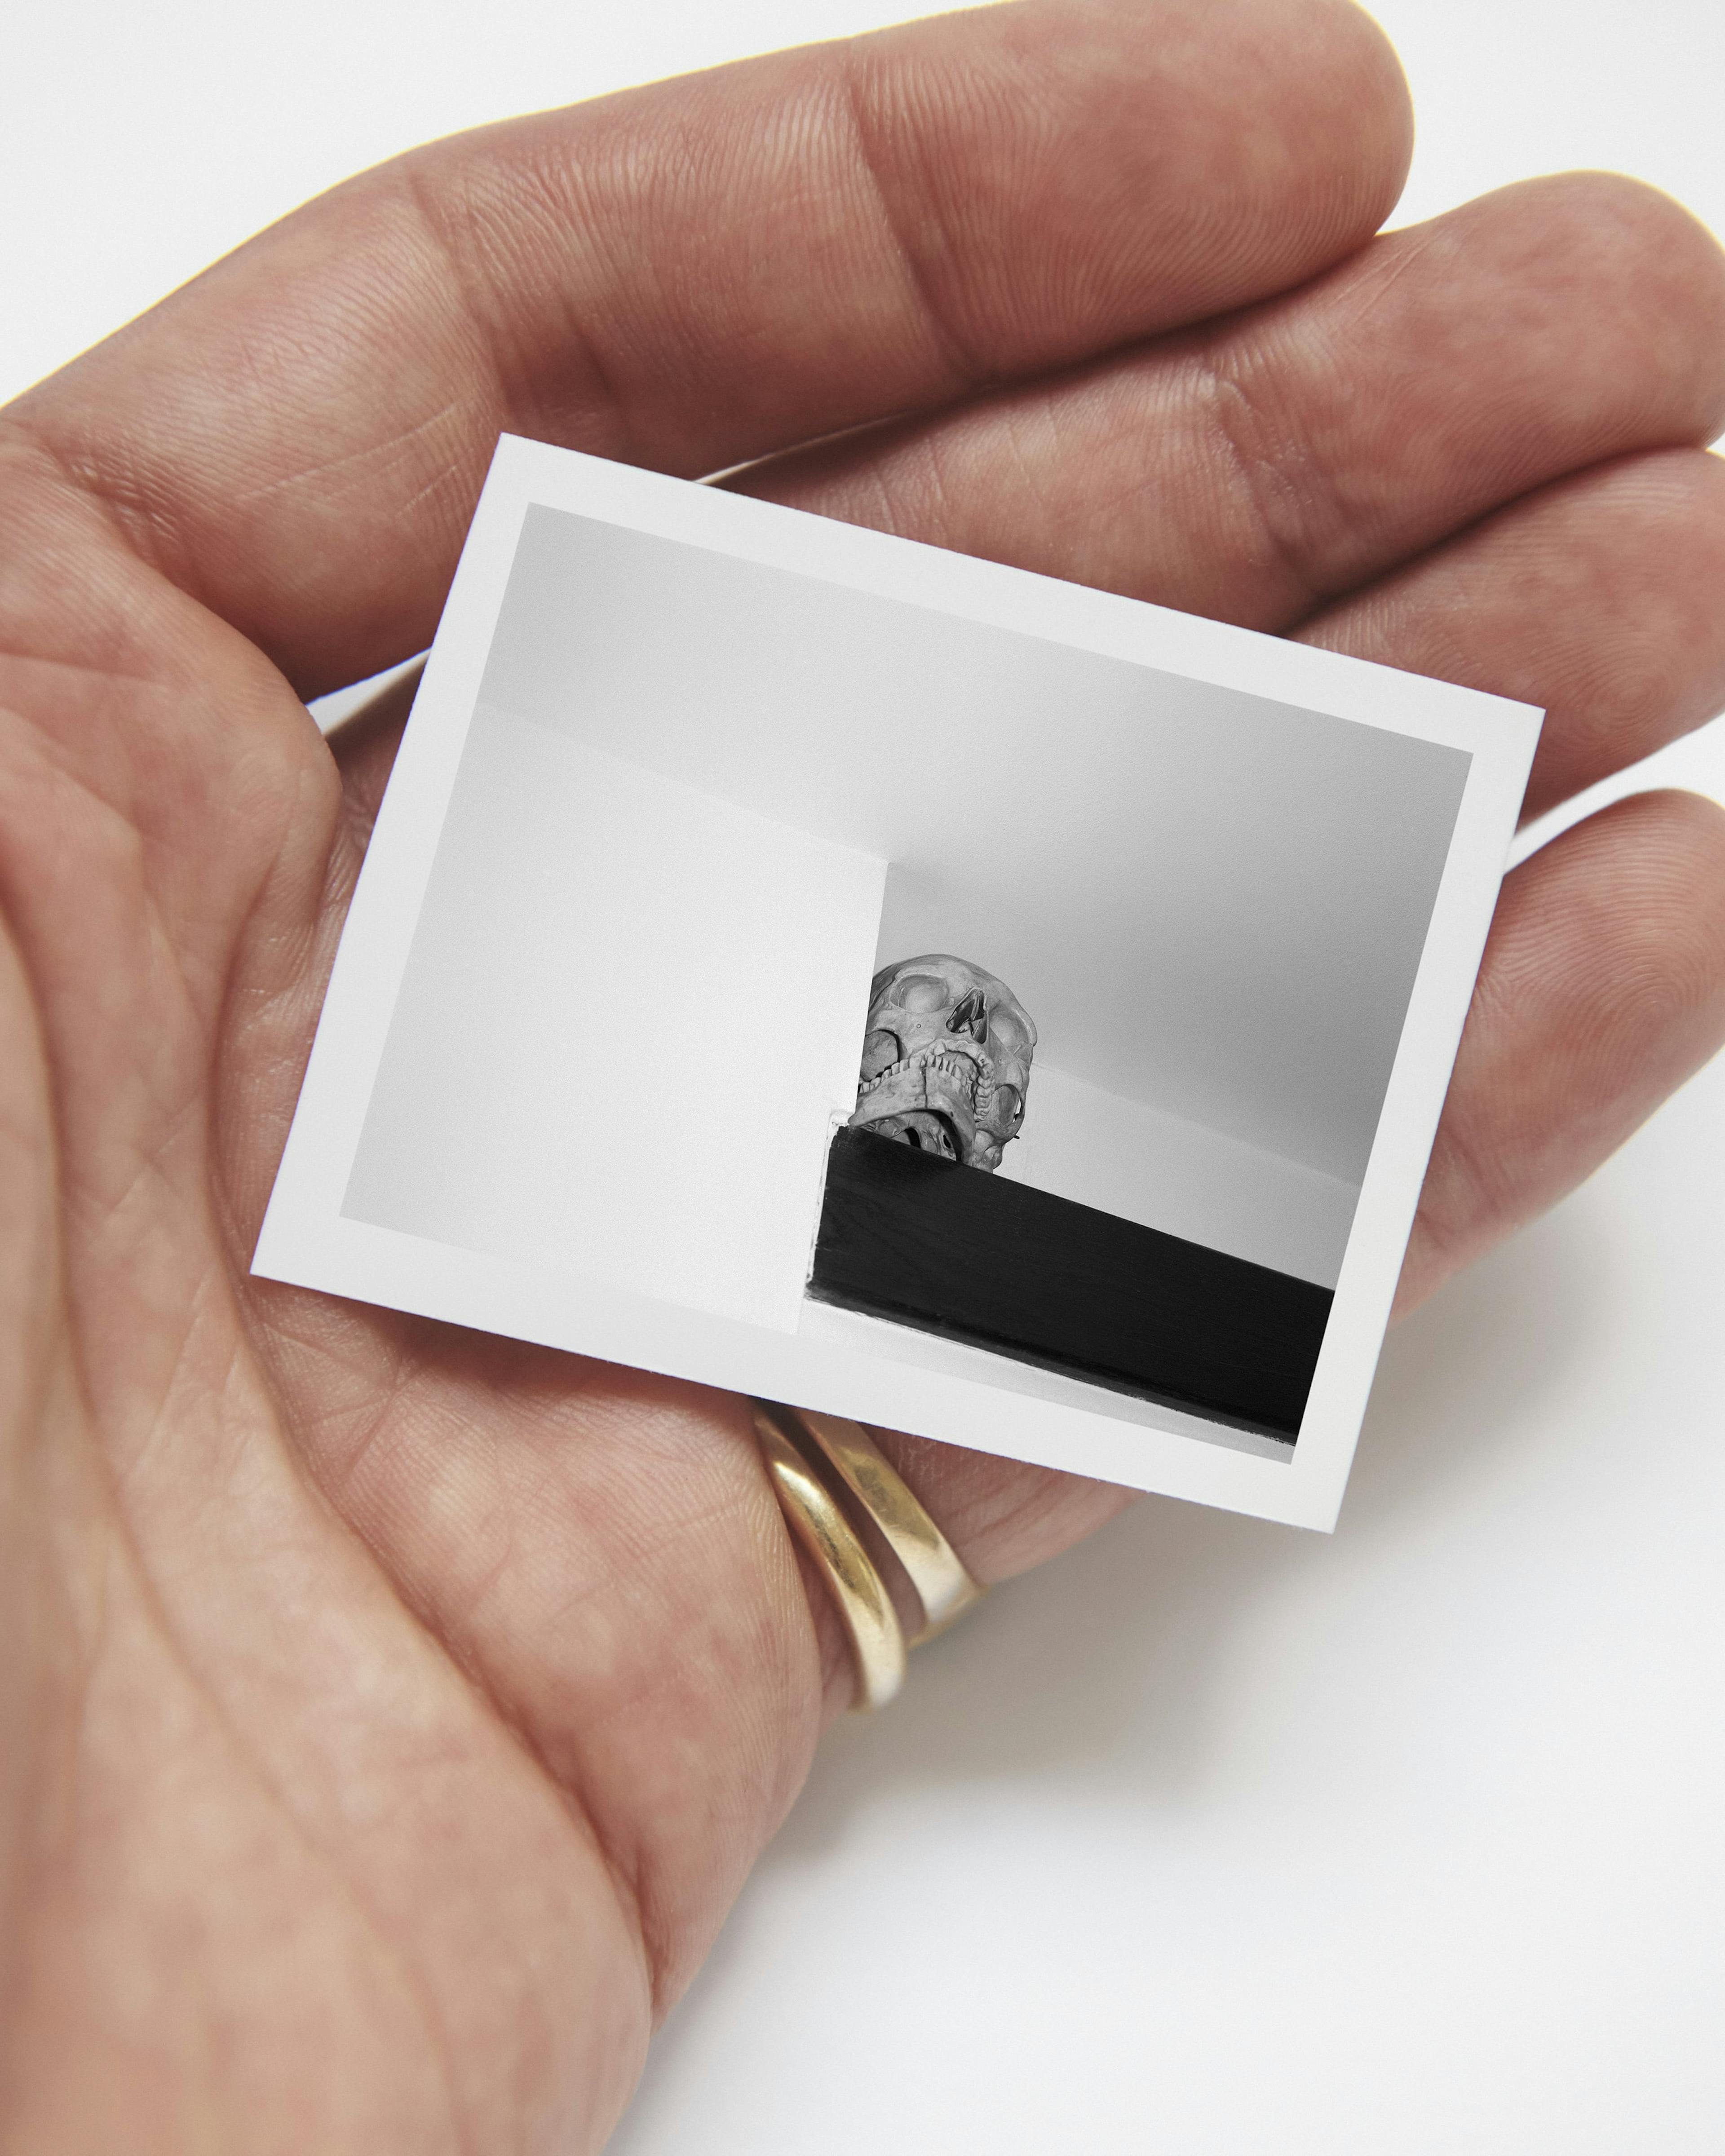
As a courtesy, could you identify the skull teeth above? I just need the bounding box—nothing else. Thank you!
[854,1048,987,1109]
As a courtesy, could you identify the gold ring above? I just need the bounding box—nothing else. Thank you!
[791,1410,986,1642]
[752,1402,907,1710]
[752,1401,988,1706]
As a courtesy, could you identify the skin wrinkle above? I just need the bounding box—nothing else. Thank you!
[314,1381,564,1655]
[1421,955,1527,1252]
[1186,340,1328,615]
[0,939,220,1495]
[0,424,168,602]
[56,1026,201,1257]
[373,425,499,552]
[144,1638,480,2154]
[562,116,724,436]
[313,1339,449,1514]
[113,1261,253,1513]
[155,726,316,968]
[168,1440,639,2145]
[213,383,482,529]
[202,769,341,1177]
[460,1410,748,1628]
[22,417,199,600]
[874,1419,1132,1571]
[6,271,484,678]
[484,1544,800,2012]
[228,790,360,1045]
[394,161,570,482]
[0,645,161,702]
[7,1458,110,2083]
[440,1396,811,2000]
[978,393,1064,556]
[253,1332,516,1635]
[1326,209,1444,335]
[421,71,895,486]
[396,1544,672,2039]
[31,1371,484,2153]
[681,75,893,400]
[0,695,159,899]
[268,1338,756,2013]
[838,50,1002,398]
[1282,182,1724,575]
[0,945,75,1590]
[0,667,312,1071]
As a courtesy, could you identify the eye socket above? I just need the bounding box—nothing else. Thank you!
[887,973,951,1014]
[990,1010,1028,1055]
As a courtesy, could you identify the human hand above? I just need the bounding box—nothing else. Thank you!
[2,1,1722,2147]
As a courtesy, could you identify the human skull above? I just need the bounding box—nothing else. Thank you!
[847,955,1036,1172]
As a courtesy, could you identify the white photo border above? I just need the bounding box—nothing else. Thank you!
[255,436,1540,1532]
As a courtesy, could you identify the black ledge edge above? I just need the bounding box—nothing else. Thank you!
[807,1127,1333,1445]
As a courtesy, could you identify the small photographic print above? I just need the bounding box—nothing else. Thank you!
[257,439,1539,1527]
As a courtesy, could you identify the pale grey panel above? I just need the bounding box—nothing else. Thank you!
[479,505,1470,1183]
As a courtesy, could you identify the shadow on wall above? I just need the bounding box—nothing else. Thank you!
[999,1063,1362,1288]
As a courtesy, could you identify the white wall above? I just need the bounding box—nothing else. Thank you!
[344,703,883,1329]
[999,1065,1359,1288]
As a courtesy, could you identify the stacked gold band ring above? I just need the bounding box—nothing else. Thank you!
[752,1400,986,1710]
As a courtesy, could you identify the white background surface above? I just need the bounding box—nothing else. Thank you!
[9,0,1723,2148]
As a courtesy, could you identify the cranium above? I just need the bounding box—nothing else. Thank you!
[848,954,1036,1172]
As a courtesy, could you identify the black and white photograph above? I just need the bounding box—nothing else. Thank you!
[258,439,1535,1521]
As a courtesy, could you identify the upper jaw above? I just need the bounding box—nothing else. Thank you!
[857,1037,993,1104]
[849,1046,983,1158]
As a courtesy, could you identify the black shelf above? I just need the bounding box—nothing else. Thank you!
[807,1127,1332,1443]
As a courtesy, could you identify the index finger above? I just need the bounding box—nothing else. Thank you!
[3,0,1411,697]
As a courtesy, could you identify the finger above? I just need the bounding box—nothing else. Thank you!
[740,173,1725,631]
[2,0,1411,698]
[1397,789,1725,1315]
[1300,449,1725,822]
[328,185,1725,853]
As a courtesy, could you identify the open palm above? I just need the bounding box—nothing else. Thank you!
[4,1,1724,2147]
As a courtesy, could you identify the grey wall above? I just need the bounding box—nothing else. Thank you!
[479,506,1470,1184]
